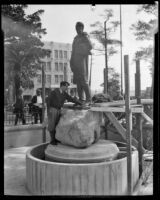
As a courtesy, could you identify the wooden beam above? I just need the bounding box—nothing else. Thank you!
[91,106,143,113]
[124,55,132,195]
[104,112,139,149]
[104,112,126,140]
[135,59,143,177]
[94,99,153,107]
[141,112,153,126]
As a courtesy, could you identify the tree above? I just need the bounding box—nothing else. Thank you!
[100,67,121,99]
[130,3,158,75]
[90,9,121,60]
[90,9,121,96]
[2,4,50,100]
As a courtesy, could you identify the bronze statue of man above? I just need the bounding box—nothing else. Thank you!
[70,22,93,105]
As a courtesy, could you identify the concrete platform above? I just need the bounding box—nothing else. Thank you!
[4,146,153,196]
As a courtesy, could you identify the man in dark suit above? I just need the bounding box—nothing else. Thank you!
[31,89,42,124]
[47,81,82,145]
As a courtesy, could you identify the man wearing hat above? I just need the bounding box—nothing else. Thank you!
[47,81,82,145]
[70,22,93,106]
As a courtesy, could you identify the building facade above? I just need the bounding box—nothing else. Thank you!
[23,41,76,102]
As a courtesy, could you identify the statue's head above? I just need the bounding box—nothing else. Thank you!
[75,22,84,35]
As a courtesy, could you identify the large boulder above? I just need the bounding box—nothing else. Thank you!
[55,109,103,148]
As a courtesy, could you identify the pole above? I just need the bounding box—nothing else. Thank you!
[42,64,46,143]
[104,21,108,94]
[120,5,123,97]
[89,54,92,87]
[135,60,143,177]
[103,68,106,93]
[124,55,133,195]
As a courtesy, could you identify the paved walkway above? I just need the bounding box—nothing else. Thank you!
[4,146,153,196]
[4,146,32,195]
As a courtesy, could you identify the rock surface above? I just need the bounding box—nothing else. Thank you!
[55,109,103,148]
[45,139,119,163]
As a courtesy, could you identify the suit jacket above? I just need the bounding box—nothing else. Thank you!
[48,88,80,109]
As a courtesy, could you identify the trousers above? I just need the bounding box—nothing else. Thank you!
[77,81,91,101]
[47,107,61,142]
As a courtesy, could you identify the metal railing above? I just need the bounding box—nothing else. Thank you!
[4,106,42,126]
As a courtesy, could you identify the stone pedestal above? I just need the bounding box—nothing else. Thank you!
[26,141,139,195]
[45,140,119,163]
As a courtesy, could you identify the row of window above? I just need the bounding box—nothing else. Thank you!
[37,74,51,84]
[54,50,68,59]
[37,74,73,84]
[41,62,68,72]
[41,62,51,71]
[55,62,68,71]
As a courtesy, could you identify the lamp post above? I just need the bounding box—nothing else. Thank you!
[104,20,108,94]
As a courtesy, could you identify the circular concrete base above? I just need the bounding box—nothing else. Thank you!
[45,140,119,163]
[26,140,139,195]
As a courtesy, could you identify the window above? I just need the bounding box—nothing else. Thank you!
[54,50,58,58]
[55,75,58,84]
[47,75,51,84]
[59,63,63,71]
[59,75,63,83]
[59,50,63,59]
[37,74,41,83]
[47,62,51,71]
[64,51,67,59]
[55,62,58,71]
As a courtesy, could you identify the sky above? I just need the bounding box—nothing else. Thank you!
[26,4,155,92]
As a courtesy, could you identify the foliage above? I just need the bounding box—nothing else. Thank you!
[2,4,50,99]
[90,9,121,98]
[107,67,121,98]
[90,9,121,61]
[130,3,158,76]
[100,67,121,98]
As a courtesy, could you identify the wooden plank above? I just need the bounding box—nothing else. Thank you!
[104,112,126,140]
[91,106,143,113]
[104,112,139,148]
[124,54,133,195]
[141,112,153,126]
[94,99,153,107]
[135,59,143,177]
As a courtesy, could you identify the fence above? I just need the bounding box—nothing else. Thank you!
[4,106,42,126]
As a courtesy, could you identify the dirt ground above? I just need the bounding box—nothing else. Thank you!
[4,146,153,196]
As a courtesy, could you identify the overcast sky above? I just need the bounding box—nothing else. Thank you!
[26,4,155,92]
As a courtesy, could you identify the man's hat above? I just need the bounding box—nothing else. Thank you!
[60,81,70,87]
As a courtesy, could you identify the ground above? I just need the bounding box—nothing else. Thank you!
[4,146,153,196]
